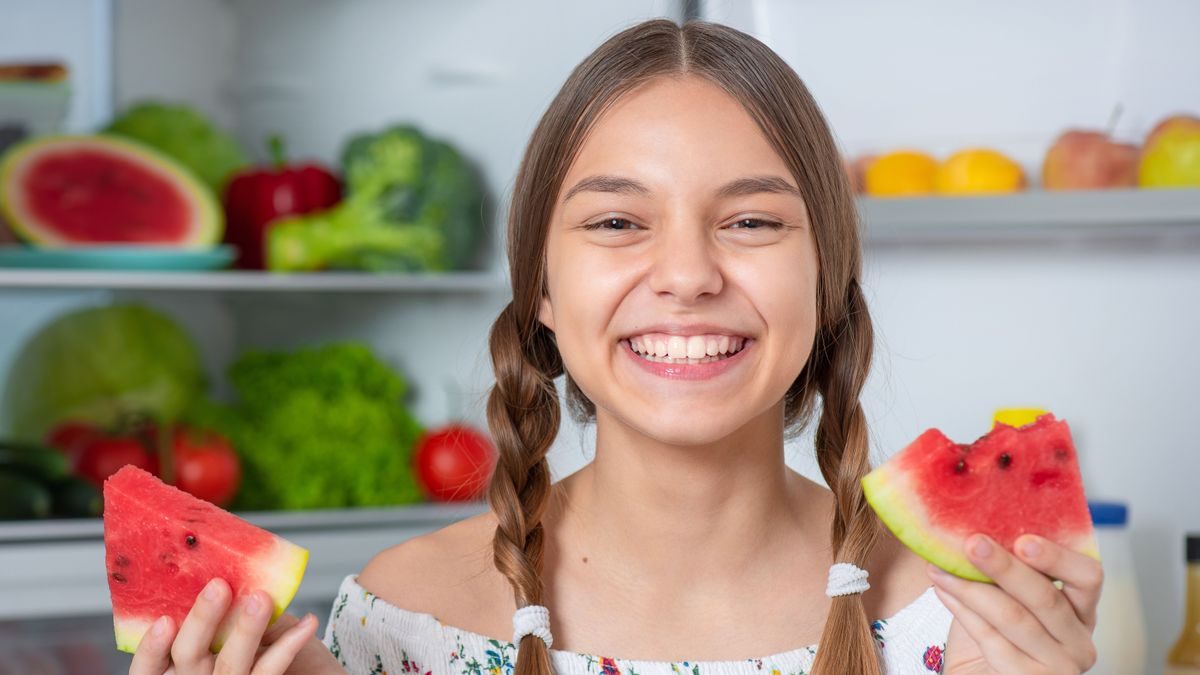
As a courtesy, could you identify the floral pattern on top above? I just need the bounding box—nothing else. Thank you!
[322,575,954,675]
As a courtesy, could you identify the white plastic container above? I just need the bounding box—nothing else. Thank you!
[1089,502,1148,675]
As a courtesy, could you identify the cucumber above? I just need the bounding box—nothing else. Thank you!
[0,470,52,519]
[0,441,70,482]
[49,475,103,518]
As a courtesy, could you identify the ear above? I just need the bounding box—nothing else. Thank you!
[537,294,555,333]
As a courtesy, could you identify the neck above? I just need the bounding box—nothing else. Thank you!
[552,402,829,603]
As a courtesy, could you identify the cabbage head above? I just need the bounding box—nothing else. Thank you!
[2,304,207,440]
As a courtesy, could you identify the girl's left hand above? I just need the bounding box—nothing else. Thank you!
[929,533,1103,675]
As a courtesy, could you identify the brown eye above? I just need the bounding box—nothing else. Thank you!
[583,217,640,231]
[727,218,784,230]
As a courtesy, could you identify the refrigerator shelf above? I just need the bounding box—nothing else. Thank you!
[0,269,508,293]
[860,188,1200,245]
[0,501,489,621]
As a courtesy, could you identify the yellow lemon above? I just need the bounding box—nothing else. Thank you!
[864,150,938,197]
[936,148,1025,195]
[994,408,1048,428]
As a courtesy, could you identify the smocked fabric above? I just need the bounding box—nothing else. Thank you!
[322,574,954,675]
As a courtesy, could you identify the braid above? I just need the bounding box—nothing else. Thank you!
[808,278,884,675]
[486,301,562,675]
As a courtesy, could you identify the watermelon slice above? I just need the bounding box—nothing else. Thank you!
[862,413,1097,582]
[0,135,221,247]
[102,465,308,653]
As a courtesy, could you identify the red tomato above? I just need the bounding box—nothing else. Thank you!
[413,424,497,502]
[170,426,241,507]
[44,420,100,463]
[74,435,155,488]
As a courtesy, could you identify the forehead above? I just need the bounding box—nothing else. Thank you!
[558,76,796,201]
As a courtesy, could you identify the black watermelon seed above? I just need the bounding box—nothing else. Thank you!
[1054,448,1069,460]
[954,458,967,474]
[114,555,130,567]
[111,572,127,584]
[998,453,1012,469]
[185,534,198,548]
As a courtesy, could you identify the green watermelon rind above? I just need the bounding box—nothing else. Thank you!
[112,540,309,654]
[862,462,994,583]
[862,430,1103,585]
[0,134,222,248]
[104,466,310,655]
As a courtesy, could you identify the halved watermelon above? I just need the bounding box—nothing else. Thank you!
[102,465,308,653]
[862,412,1097,582]
[0,135,221,247]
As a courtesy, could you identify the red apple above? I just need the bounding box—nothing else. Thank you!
[1042,130,1138,190]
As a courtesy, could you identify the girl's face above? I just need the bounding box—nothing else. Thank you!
[539,75,820,445]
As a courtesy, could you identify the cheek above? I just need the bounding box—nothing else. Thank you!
[543,259,630,383]
[741,263,819,366]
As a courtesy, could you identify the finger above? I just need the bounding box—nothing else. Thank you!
[260,613,300,646]
[931,585,1045,673]
[212,590,272,675]
[172,578,231,670]
[129,615,176,675]
[1014,533,1105,628]
[930,565,1066,667]
[963,534,1096,665]
[250,613,319,675]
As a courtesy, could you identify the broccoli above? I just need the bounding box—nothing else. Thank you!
[266,124,486,273]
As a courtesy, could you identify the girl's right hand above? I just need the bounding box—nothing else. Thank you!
[129,578,343,675]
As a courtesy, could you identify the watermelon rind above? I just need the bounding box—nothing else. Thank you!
[862,418,1102,584]
[862,462,992,582]
[0,134,222,248]
[104,466,310,655]
[112,539,308,654]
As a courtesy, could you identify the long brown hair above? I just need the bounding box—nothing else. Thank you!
[485,17,881,675]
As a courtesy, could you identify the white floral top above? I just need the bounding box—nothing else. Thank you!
[322,574,954,675]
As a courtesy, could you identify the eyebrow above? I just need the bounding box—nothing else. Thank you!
[562,174,802,203]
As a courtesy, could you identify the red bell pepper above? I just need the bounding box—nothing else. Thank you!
[222,135,341,269]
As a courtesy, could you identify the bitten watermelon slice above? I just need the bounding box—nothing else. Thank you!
[0,135,221,247]
[862,413,1097,582]
[102,465,308,653]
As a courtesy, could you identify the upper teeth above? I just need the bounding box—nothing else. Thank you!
[628,333,747,359]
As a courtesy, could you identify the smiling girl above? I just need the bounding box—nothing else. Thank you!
[129,17,1102,675]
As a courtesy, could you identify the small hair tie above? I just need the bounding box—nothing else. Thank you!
[826,562,870,597]
[512,604,554,649]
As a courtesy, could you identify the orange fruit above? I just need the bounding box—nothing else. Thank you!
[865,150,938,196]
[936,148,1025,195]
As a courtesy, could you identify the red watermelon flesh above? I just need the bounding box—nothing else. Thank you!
[0,135,220,246]
[862,413,1097,582]
[102,465,307,654]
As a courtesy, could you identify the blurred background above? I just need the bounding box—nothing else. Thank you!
[0,0,1198,673]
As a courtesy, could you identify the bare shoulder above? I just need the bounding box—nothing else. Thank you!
[356,510,512,630]
[795,474,929,620]
[865,521,935,620]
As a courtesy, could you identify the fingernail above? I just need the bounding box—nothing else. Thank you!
[927,563,948,578]
[1020,536,1042,559]
[244,593,262,617]
[970,536,993,559]
[152,616,169,637]
[204,579,222,601]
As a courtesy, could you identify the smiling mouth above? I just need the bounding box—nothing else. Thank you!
[622,334,751,365]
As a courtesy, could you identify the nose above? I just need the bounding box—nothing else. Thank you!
[645,221,724,304]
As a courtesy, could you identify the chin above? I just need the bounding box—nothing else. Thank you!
[632,413,748,447]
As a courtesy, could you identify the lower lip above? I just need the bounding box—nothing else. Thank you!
[622,338,754,381]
